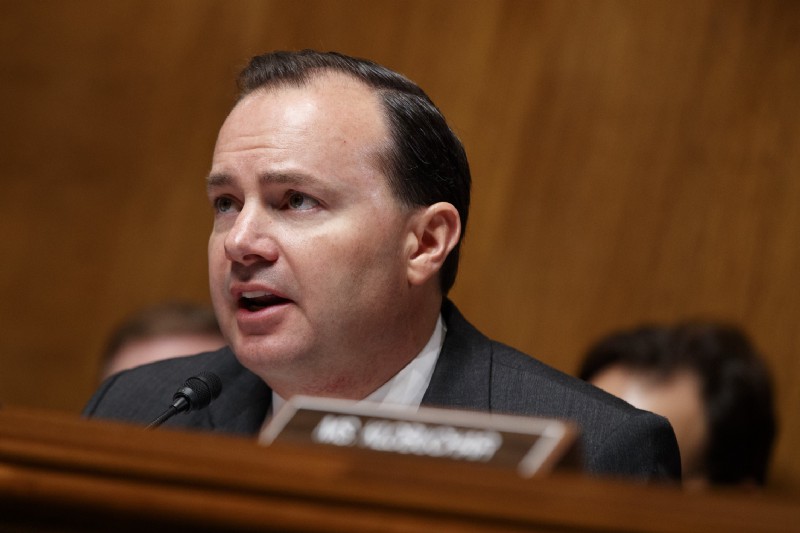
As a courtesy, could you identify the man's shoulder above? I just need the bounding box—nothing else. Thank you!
[479,326,674,440]
[438,302,681,480]
[440,301,653,415]
[485,337,681,480]
[485,336,637,418]
[438,301,636,419]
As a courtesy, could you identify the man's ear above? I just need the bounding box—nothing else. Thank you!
[406,202,461,286]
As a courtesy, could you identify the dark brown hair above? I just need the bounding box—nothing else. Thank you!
[580,321,777,486]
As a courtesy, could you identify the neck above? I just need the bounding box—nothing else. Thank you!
[268,294,443,400]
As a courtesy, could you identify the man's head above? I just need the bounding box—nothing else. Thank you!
[579,322,777,488]
[100,302,225,381]
[235,50,471,294]
[207,50,469,398]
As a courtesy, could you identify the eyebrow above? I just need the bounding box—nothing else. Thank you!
[206,171,316,192]
[206,173,232,192]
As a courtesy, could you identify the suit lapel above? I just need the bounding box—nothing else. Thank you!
[421,301,492,412]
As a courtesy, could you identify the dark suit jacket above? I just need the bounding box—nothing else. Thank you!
[84,301,681,481]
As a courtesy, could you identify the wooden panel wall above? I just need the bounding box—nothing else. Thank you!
[2,0,799,493]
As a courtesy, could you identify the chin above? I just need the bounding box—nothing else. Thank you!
[231,337,305,372]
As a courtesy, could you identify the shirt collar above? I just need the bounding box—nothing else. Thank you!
[361,313,445,409]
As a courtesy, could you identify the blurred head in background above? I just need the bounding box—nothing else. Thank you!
[100,301,226,381]
[579,321,777,489]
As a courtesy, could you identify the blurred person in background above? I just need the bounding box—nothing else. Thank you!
[579,321,777,489]
[99,301,226,381]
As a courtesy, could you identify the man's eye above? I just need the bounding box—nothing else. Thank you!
[286,191,319,211]
[214,197,236,213]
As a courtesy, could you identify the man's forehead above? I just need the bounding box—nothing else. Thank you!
[235,71,383,119]
[211,71,391,183]
[218,72,388,148]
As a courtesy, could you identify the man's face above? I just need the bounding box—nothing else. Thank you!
[207,73,418,397]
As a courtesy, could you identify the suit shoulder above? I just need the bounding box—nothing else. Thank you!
[490,340,654,424]
[489,341,680,480]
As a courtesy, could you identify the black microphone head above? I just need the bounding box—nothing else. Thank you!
[173,372,222,412]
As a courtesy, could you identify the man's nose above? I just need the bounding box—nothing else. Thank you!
[223,205,279,265]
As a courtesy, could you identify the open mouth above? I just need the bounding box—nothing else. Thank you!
[238,291,291,312]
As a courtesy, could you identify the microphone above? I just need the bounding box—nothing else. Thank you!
[147,372,222,429]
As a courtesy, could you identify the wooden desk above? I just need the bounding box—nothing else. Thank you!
[0,407,797,532]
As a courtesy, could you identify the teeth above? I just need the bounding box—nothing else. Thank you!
[241,291,270,298]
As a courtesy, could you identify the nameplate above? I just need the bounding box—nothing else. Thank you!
[260,396,579,477]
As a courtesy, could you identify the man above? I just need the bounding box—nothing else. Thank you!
[579,321,776,488]
[84,50,680,481]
